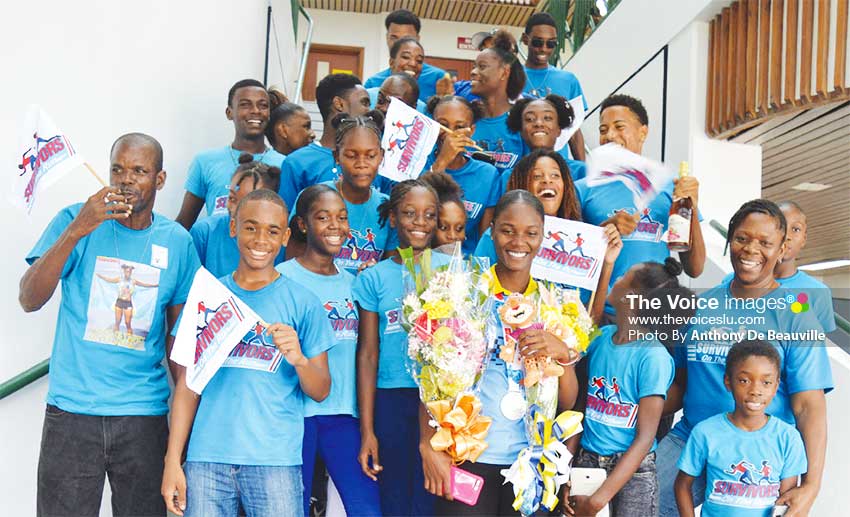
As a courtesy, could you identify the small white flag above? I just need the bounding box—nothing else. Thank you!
[532,216,607,291]
[171,268,272,394]
[586,143,673,211]
[378,97,440,182]
[12,105,86,213]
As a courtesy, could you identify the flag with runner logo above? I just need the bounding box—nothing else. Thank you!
[532,216,606,290]
[12,105,86,213]
[170,267,273,394]
[378,97,440,182]
[586,142,673,211]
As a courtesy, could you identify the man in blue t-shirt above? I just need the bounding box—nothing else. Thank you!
[20,133,200,516]
[578,94,706,319]
[362,9,445,102]
[520,12,587,161]
[176,79,285,229]
[278,73,372,211]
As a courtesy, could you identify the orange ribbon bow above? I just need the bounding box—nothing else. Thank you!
[427,394,492,464]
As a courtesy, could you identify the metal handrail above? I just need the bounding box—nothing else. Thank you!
[0,359,48,401]
[294,4,313,104]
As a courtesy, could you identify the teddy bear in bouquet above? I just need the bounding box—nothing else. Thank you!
[497,293,564,387]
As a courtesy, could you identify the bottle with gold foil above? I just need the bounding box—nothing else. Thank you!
[667,161,693,252]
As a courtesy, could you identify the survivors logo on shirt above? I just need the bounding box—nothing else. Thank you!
[609,208,664,243]
[585,375,638,428]
[335,229,384,271]
[222,321,284,373]
[385,308,402,334]
[464,200,484,221]
[709,459,780,509]
[686,327,746,364]
[323,298,359,340]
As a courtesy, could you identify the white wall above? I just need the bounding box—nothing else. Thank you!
[0,1,292,514]
[299,8,524,82]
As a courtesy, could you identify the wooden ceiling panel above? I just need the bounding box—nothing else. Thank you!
[302,0,541,27]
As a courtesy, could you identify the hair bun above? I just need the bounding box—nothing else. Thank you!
[491,29,518,54]
[365,109,386,129]
[663,257,684,277]
[268,88,289,111]
[330,112,351,130]
[237,152,254,165]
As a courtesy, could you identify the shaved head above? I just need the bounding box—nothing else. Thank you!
[110,133,163,171]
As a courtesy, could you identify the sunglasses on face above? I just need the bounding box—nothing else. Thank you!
[531,37,558,49]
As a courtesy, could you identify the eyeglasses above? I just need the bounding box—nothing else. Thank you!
[531,37,558,49]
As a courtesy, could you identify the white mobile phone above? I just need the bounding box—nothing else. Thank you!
[772,505,789,517]
[569,468,609,517]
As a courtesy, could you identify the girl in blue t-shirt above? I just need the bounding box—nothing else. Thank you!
[277,185,381,516]
[423,191,583,516]
[427,95,501,253]
[421,170,468,253]
[505,94,587,183]
[353,179,441,516]
[189,153,283,278]
[265,90,315,156]
[162,189,332,517]
[675,340,807,517]
[565,257,695,517]
[470,30,528,173]
[287,111,391,274]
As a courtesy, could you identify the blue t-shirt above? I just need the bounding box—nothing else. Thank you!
[367,86,428,113]
[276,259,358,417]
[453,80,479,102]
[522,66,587,111]
[186,274,333,466]
[577,178,676,315]
[473,113,526,173]
[352,254,449,389]
[580,326,673,456]
[557,147,587,182]
[26,205,200,416]
[678,414,807,516]
[444,157,501,254]
[190,213,285,278]
[278,142,337,212]
[670,280,834,442]
[364,63,446,102]
[185,146,286,216]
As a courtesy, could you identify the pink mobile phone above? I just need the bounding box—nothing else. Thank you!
[450,465,484,506]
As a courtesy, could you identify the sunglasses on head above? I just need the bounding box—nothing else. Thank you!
[531,37,558,49]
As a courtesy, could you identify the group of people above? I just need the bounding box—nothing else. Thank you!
[21,8,836,517]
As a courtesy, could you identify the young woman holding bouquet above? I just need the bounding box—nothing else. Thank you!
[422,190,598,516]
[353,179,445,516]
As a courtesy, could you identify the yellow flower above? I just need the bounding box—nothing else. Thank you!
[432,326,454,345]
[423,300,453,319]
[562,302,579,318]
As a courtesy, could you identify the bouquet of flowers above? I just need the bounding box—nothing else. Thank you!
[499,282,596,516]
[400,243,494,463]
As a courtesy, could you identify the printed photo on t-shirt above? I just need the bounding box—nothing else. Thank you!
[84,256,160,350]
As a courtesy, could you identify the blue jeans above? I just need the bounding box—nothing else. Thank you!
[374,388,434,516]
[656,432,706,517]
[37,405,167,517]
[184,462,302,517]
[574,449,658,517]
[302,415,381,516]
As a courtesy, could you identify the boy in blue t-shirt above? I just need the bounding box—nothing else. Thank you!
[176,79,285,228]
[675,340,807,517]
[278,73,372,210]
[162,190,332,516]
[519,12,588,161]
[21,134,200,516]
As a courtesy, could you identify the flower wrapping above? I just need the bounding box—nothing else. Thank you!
[501,407,584,516]
[401,244,493,463]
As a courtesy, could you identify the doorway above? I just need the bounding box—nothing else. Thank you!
[427,56,474,81]
[301,44,365,101]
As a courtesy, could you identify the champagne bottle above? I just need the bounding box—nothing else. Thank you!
[667,161,693,252]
